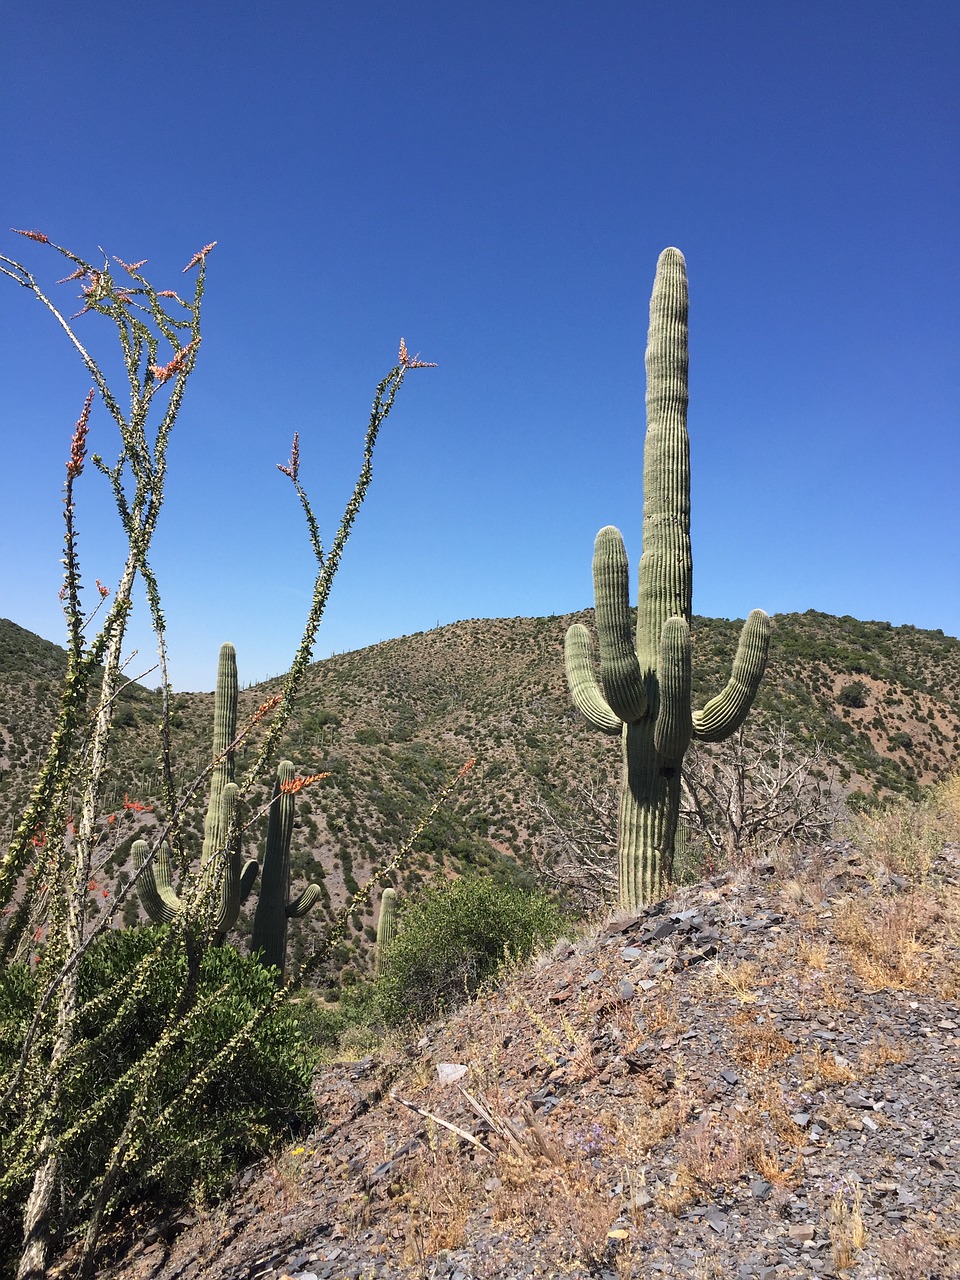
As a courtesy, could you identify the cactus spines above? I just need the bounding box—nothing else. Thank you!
[250,759,323,977]
[374,887,397,977]
[565,247,769,908]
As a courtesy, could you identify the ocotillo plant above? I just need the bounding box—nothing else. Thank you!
[565,248,770,908]
[374,886,397,977]
[250,759,323,977]
[1,223,435,1277]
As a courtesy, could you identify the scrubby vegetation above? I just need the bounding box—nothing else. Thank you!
[0,928,318,1270]
[375,876,565,1026]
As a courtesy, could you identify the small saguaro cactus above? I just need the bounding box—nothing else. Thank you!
[565,248,770,908]
[374,886,397,977]
[250,759,323,977]
[134,643,255,935]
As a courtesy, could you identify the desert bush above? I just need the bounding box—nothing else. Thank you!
[0,927,316,1271]
[376,876,563,1026]
[837,681,869,709]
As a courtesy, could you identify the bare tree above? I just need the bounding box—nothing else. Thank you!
[680,720,846,864]
[530,769,619,912]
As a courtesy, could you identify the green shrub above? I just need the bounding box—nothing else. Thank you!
[0,928,316,1268]
[837,681,869,709]
[376,877,564,1026]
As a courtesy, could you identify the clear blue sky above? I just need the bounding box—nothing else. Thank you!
[2,1,958,691]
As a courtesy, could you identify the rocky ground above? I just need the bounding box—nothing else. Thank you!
[97,840,960,1280]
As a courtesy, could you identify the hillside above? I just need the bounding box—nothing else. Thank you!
[98,835,960,1280]
[2,610,959,981]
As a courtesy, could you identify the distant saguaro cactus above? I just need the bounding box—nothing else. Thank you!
[374,886,397,977]
[135,646,322,971]
[565,248,770,908]
[135,643,255,936]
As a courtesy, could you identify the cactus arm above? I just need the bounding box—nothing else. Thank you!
[238,859,259,904]
[564,624,623,735]
[637,247,692,669]
[286,882,322,919]
[653,616,692,760]
[133,839,181,923]
[692,610,770,742]
[593,526,648,722]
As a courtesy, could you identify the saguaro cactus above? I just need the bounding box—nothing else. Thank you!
[135,648,322,973]
[374,886,397,977]
[135,643,253,935]
[250,759,323,977]
[565,248,770,908]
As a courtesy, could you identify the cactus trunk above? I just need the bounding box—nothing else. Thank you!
[618,721,682,908]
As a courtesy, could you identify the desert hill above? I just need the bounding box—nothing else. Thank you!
[2,610,959,979]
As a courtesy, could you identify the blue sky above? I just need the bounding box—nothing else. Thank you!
[2,1,957,691]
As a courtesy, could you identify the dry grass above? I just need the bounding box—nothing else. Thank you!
[832,891,942,990]
[730,1011,794,1072]
[674,1111,749,1189]
[793,935,830,971]
[874,1225,960,1278]
[829,1178,868,1270]
[857,1034,909,1073]
[640,994,685,1037]
[844,771,960,884]
[702,958,762,1004]
[799,1043,857,1087]
[488,1132,628,1272]
[814,777,960,996]
[398,1138,479,1262]
[511,992,598,1083]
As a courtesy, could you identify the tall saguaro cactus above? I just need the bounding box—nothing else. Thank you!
[565,248,770,908]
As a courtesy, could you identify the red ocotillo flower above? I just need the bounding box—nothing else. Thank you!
[182,241,217,272]
[280,771,331,795]
[67,391,95,480]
